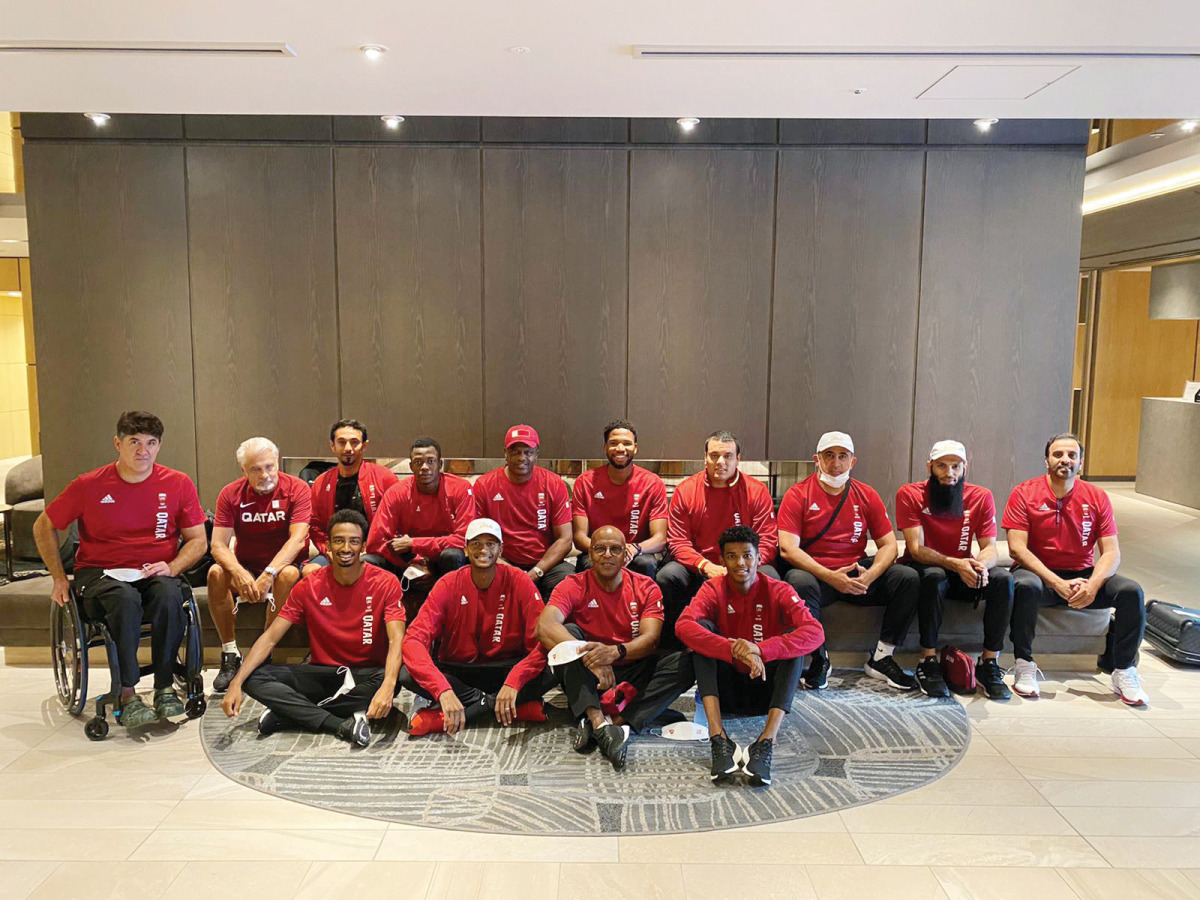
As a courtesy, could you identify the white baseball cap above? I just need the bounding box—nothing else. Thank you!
[465,518,502,542]
[929,440,967,462]
[816,431,854,454]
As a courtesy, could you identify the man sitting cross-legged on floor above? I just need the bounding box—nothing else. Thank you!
[677,525,825,787]
[537,526,696,771]
[400,517,555,736]
[221,510,405,748]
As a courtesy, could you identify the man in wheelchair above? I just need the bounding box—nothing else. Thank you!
[34,411,208,728]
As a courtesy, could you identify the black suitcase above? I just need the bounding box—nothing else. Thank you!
[1145,600,1200,666]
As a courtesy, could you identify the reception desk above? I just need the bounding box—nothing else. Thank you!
[1137,397,1200,509]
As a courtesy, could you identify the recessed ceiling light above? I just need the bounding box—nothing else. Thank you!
[676,117,700,131]
[84,112,111,126]
[508,46,532,54]
[851,88,867,95]
[0,239,21,244]
[974,118,999,131]
[1180,120,1199,133]
[380,115,404,129]
[1150,131,1166,138]
[0,291,21,298]
[359,44,387,61]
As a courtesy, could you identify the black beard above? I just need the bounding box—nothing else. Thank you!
[927,474,965,517]
[607,453,633,469]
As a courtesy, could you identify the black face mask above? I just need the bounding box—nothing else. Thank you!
[927,474,965,517]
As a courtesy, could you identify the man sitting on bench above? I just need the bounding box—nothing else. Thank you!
[34,410,207,729]
[677,525,824,786]
[221,510,405,747]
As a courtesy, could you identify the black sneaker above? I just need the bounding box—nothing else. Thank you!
[335,710,371,748]
[864,654,917,690]
[258,708,283,736]
[572,718,597,754]
[709,732,739,783]
[594,723,630,771]
[743,738,774,786]
[914,657,950,698]
[802,650,831,690]
[975,657,1012,701]
[213,652,242,693]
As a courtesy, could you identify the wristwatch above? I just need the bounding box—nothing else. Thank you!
[616,642,628,660]
[264,566,278,579]
[530,565,545,580]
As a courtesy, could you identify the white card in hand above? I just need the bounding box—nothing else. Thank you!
[547,640,590,666]
[103,568,147,583]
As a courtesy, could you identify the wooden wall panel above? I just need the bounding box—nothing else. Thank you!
[780,120,925,145]
[768,149,926,494]
[481,149,628,457]
[186,146,339,503]
[628,149,776,458]
[335,147,483,457]
[482,118,627,143]
[914,148,1086,503]
[1086,270,1199,477]
[24,143,196,497]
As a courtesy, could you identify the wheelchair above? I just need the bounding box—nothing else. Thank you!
[50,579,207,740]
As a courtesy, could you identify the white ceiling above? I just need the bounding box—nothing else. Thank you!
[3,2,1200,118]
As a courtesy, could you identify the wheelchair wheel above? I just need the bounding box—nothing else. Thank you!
[173,593,205,694]
[84,716,109,741]
[51,598,88,717]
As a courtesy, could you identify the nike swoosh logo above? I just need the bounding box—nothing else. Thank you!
[239,502,255,508]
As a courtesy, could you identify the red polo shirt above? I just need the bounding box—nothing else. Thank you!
[366,474,475,567]
[1002,476,1117,572]
[214,473,311,571]
[401,564,546,697]
[46,463,206,570]
[277,565,404,667]
[777,475,892,569]
[571,464,668,543]
[894,481,997,561]
[473,466,572,568]
[677,574,824,672]
[666,471,778,570]
[548,569,664,662]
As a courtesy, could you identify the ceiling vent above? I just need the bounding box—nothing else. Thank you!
[632,45,1200,61]
[0,40,296,56]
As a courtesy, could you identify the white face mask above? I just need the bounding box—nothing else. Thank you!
[656,721,710,741]
[818,469,850,489]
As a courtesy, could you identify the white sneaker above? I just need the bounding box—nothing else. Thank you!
[1010,659,1042,698]
[1111,666,1149,707]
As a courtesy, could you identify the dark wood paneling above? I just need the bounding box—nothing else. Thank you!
[927,119,1089,146]
[335,146,484,456]
[184,115,331,141]
[631,118,777,144]
[1149,260,1200,319]
[768,149,926,495]
[481,117,628,144]
[628,149,776,458]
[24,143,196,497]
[914,148,1086,503]
[186,146,339,502]
[482,149,628,458]
[20,112,183,140]
[332,116,481,142]
[780,119,926,145]
[1081,188,1200,268]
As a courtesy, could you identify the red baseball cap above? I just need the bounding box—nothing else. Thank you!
[504,424,540,449]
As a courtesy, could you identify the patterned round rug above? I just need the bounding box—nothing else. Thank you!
[201,669,970,835]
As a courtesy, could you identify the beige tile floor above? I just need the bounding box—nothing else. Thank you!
[0,485,1198,898]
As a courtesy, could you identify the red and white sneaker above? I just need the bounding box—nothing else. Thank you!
[1111,666,1149,707]
[1010,659,1042,698]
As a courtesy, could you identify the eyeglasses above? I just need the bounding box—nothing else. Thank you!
[592,545,625,557]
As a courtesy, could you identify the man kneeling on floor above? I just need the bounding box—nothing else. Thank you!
[676,526,824,786]
[221,510,405,747]
[400,518,555,736]
[536,526,695,771]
